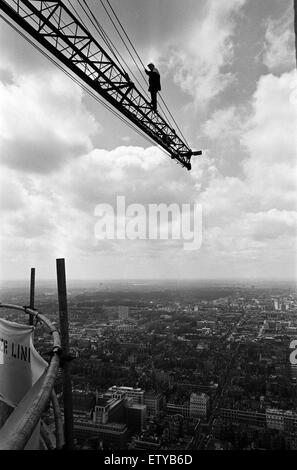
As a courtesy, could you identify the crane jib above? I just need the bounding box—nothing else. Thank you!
[0,0,202,170]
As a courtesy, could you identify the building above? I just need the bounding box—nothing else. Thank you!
[166,403,190,418]
[74,421,128,449]
[108,386,144,404]
[133,438,161,450]
[284,411,297,434]
[118,306,129,321]
[153,369,173,385]
[266,408,297,433]
[220,408,266,428]
[125,403,147,433]
[72,390,95,415]
[266,408,284,431]
[189,393,209,418]
[116,324,135,332]
[91,387,148,435]
[168,415,183,441]
[93,395,125,425]
[144,392,163,416]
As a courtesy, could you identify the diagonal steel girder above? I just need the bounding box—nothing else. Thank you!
[0,0,201,170]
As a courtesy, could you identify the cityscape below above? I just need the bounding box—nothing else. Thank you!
[1,279,297,450]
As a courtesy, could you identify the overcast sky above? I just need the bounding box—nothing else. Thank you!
[0,0,296,282]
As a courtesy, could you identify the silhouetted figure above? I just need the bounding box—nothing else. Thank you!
[145,63,161,111]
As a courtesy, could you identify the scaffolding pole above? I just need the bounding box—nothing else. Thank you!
[56,258,74,450]
[29,267,35,326]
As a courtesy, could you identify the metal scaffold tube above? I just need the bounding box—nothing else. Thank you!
[0,303,63,450]
[51,389,65,449]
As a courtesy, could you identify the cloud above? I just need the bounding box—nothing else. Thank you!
[0,144,199,258]
[164,0,246,107]
[248,209,297,241]
[59,145,199,211]
[0,1,296,280]
[0,71,99,173]
[203,106,244,140]
[1,69,296,280]
[242,72,297,210]
[0,20,52,76]
[0,169,27,212]
[262,4,295,73]
[196,69,297,270]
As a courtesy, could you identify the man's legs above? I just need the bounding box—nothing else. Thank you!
[150,90,157,111]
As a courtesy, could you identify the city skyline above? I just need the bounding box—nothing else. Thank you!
[2,278,297,450]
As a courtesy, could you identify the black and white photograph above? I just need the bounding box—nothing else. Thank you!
[0,0,296,457]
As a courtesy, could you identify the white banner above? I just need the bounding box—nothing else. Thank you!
[0,318,48,449]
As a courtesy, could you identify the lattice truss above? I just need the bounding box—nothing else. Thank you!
[0,0,200,169]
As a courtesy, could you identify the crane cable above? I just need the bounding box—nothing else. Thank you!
[103,0,189,144]
[101,0,190,147]
[69,0,134,82]
[39,3,180,158]
[76,0,151,102]
[45,2,151,122]
[67,0,185,141]
[0,14,172,161]
[98,0,151,88]
[97,0,176,128]
[80,0,175,128]
[66,0,124,73]
[8,0,188,151]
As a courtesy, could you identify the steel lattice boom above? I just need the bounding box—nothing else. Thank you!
[0,0,202,170]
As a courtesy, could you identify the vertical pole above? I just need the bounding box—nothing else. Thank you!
[56,258,74,450]
[29,268,35,326]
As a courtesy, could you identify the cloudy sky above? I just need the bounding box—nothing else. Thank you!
[0,0,296,282]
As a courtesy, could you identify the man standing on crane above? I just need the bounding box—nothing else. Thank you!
[145,63,161,112]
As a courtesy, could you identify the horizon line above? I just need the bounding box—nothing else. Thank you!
[1,277,296,284]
